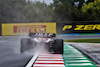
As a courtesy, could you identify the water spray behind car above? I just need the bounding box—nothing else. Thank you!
[21,33,48,55]
[32,33,49,54]
[20,29,63,55]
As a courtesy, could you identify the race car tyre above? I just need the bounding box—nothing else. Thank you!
[20,38,33,53]
[53,39,63,54]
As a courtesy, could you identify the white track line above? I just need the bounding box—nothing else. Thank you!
[34,64,65,66]
[26,54,38,67]
[35,61,64,63]
[37,58,63,60]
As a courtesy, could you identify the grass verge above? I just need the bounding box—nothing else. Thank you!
[64,39,100,43]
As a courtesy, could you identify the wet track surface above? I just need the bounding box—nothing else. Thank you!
[0,36,32,67]
[0,35,100,67]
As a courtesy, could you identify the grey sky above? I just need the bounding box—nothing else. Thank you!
[32,0,53,5]
[31,0,88,5]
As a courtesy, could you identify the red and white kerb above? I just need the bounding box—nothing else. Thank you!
[33,54,65,67]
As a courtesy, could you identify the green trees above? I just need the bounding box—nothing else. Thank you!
[53,0,83,21]
[53,0,100,21]
[0,0,100,22]
[0,0,55,22]
[0,0,27,22]
[82,0,100,21]
[23,1,55,22]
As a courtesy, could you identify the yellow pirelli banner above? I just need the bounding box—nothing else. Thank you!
[2,23,56,36]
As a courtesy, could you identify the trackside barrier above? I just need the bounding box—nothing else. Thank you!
[63,44,97,67]
[56,22,100,34]
[1,21,100,36]
[0,24,1,36]
[2,23,56,36]
[58,33,100,36]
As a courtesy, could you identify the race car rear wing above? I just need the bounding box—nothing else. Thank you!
[29,33,56,38]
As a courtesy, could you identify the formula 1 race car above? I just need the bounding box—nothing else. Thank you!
[20,33,63,54]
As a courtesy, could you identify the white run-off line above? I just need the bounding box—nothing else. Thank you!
[26,53,39,67]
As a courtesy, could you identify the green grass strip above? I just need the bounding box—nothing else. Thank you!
[79,33,97,35]
[64,39,100,43]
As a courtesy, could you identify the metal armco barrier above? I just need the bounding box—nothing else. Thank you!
[57,22,100,34]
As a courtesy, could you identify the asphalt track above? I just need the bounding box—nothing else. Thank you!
[0,35,100,67]
[0,36,33,67]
